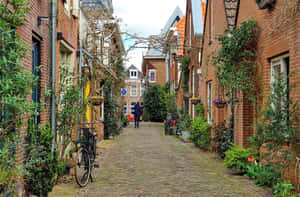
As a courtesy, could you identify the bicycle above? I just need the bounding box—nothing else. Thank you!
[73,122,98,187]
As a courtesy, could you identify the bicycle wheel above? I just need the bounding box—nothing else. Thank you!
[74,148,90,187]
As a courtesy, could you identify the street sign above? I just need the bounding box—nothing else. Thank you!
[121,89,127,96]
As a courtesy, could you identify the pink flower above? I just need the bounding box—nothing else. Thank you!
[248,157,255,162]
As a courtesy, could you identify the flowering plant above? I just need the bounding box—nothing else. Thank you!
[213,98,226,104]
[248,157,255,162]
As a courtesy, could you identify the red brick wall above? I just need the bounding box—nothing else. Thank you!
[144,58,167,87]
[56,0,79,139]
[16,0,51,192]
[183,0,203,118]
[201,0,300,189]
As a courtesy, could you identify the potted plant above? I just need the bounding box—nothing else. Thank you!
[213,98,227,109]
[190,97,200,105]
[90,96,104,105]
[179,115,192,142]
[65,155,75,168]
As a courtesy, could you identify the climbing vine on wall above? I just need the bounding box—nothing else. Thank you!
[179,56,191,93]
[0,1,30,194]
[214,20,258,101]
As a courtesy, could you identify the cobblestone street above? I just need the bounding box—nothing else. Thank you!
[84,123,271,197]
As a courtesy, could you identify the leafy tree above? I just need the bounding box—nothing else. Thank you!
[0,0,31,194]
[104,79,119,138]
[143,85,167,122]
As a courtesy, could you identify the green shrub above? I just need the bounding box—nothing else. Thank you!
[213,123,232,159]
[178,114,191,131]
[245,163,281,187]
[273,181,297,197]
[224,144,255,172]
[143,85,167,122]
[190,116,211,150]
[122,115,129,127]
[24,120,66,196]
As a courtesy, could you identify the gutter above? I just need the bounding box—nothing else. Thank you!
[51,0,57,152]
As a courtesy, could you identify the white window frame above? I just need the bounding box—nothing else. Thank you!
[271,54,289,86]
[130,85,137,97]
[178,62,181,84]
[149,69,156,83]
[129,69,138,79]
[270,54,289,109]
[140,84,144,97]
[207,81,212,124]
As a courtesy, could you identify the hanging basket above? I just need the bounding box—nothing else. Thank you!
[190,97,200,105]
[90,96,104,106]
[215,103,226,109]
[213,98,227,109]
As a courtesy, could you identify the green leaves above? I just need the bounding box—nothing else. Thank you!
[190,116,211,150]
[143,85,167,122]
[214,20,258,101]
[224,144,255,172]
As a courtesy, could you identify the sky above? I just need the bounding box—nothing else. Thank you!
[112,0,186,71]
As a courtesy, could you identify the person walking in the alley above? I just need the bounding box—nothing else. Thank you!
[134,102,142,128]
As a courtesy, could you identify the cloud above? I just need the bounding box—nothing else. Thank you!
[113,0,186,70]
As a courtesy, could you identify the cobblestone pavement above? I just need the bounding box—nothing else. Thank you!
[84,122,272,197]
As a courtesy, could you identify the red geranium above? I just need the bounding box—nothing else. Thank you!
[248,157,255,162]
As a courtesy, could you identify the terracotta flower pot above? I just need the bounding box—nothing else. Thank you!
[65,159,75,168]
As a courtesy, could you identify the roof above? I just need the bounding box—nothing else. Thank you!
[144,48,165,58]
[126,65,143,79]
[174,15,186,56]
[81,0,113,13]
[145,7,184,58]
[191,0,205,35]
[161,6,184,35]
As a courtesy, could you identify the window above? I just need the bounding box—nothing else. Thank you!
[271,54,289,86]
[130,69,137,79]
[149,69,156,83]
[131,102,136,114]
[207,81,212,124]
[100,89,104,121]
[178,62,181,84]
[32,38,41,127]
[123,103,127,114]
[270,54,289,109]
[131,85,137,97]
[140,85,144,97]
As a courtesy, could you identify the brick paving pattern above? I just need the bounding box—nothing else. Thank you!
[84,123,271,197]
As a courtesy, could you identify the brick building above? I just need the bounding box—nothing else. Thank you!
[200,0,300,187]
[123,65,144,116]
[165,15,186,108]
[142,7,183,88]
[181,0,206,119]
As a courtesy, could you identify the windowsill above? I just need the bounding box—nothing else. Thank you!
[149,81,156,83]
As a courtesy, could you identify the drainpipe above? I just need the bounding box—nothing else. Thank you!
[78,40,83,139]
[51,0,57,152]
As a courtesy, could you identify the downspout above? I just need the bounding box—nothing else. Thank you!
[51,0,57,152]
[78,40,83,139]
